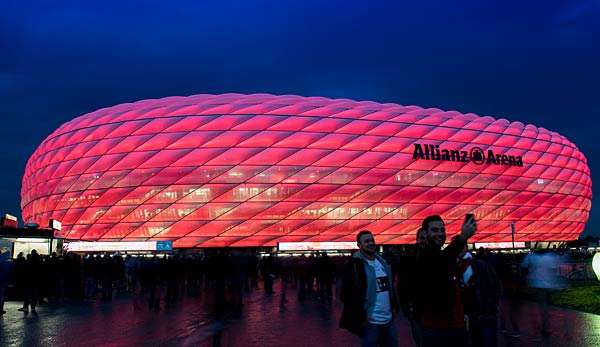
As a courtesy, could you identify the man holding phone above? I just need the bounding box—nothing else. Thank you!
[414,214,477,346]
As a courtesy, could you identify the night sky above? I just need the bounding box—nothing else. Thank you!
[1,1,598,235]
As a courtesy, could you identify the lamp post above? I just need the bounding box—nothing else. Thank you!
[511,222,516,254]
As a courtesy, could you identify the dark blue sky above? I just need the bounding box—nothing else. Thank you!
[1,0,598,235]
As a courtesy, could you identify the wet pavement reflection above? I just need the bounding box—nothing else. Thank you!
[0,283,599,346]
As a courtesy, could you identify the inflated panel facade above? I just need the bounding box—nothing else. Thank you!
[21,94,592,247]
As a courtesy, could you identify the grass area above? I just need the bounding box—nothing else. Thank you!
[551,284,600,315]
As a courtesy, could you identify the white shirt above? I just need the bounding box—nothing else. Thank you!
[366,258,392,324]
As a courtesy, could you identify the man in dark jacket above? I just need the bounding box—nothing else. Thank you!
[0,250,11,314]
[340,230,399,347]
[414,214,477,347]
[458,247,502,347]
[397,228,427,346]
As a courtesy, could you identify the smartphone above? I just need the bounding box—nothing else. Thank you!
[465,213,475,223]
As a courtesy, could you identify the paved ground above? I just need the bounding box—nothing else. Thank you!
[0,283,599,346]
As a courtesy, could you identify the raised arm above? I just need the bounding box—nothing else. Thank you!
[442,216,477,259]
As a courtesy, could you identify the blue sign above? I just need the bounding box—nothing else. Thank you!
[156,240,173,251]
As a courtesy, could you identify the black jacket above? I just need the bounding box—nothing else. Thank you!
[414,236,466,324]
[339,253,399,335]
[396,251,419,319]
[464,258,503,318]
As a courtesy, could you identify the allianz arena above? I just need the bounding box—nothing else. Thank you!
[21,94,592,248]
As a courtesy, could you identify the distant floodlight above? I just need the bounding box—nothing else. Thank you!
[593,252,600,281]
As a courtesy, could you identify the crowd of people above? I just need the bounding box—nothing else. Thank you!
[0,248,348,317]
[0,216,594,346]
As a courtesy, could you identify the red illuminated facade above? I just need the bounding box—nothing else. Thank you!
[21,94,592,247]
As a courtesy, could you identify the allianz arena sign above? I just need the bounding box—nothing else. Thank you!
[412,143,524,167]
[21,93,592,248]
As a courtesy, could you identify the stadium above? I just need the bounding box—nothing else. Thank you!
[20,94,592,249]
